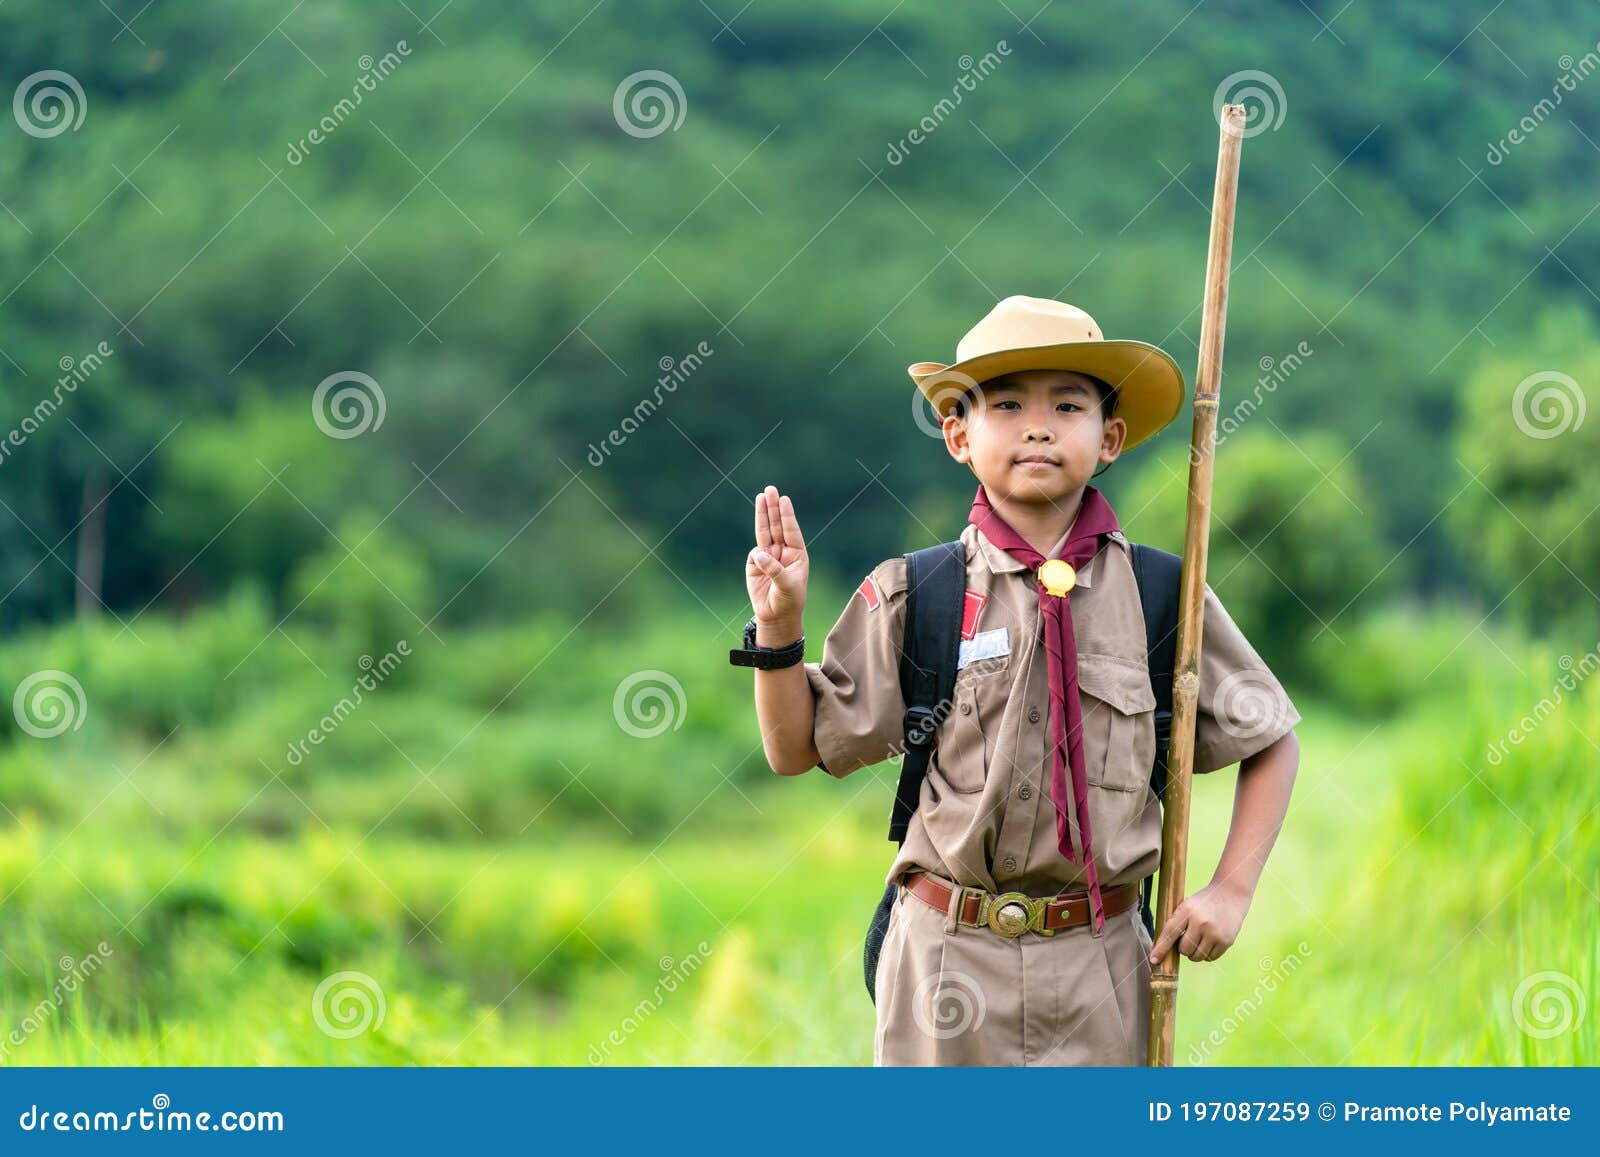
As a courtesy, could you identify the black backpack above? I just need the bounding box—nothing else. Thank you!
[863,539,1182,1004]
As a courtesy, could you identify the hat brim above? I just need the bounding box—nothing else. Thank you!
[907,339,1186,451]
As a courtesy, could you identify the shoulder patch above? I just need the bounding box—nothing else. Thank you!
[871,556,910,601]
[854,574,880,611]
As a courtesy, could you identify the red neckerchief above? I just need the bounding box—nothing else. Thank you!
[968,482,1120,932]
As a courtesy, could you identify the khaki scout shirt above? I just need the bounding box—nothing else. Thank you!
[805,522,1301,897]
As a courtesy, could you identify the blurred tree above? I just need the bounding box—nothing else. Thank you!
[290,508,432,665]
[0,0,1593,632]
[1451,303,1600,639]
[1118,429,1390,686]
[154,390,391,611]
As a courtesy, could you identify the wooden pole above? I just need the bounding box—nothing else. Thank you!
[1147,102,1247,1067]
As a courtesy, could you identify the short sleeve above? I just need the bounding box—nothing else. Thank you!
[803,557,908,778]
[1193,583,1301,774]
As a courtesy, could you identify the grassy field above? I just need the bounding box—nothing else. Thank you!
[0,593,1593,1065]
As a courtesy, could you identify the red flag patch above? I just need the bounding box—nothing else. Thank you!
[960,589,987,640]
[855,575,881,611]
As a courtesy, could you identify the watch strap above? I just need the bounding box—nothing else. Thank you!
[729,616,805,669]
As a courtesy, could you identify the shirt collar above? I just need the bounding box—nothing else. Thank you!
[969,523,1128,589]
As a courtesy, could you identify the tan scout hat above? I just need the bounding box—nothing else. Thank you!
[908,295,1186,450]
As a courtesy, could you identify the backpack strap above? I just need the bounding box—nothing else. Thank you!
[887,540,966,844]
[1130,543,1183,802]
[1130,541,1184,938]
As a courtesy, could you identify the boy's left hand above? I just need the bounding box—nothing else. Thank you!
[1148,881,1250,964]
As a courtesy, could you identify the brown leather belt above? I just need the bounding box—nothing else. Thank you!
[901,870,1139,938]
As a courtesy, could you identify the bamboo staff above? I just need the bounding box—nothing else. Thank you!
[1147,102,1247,1067]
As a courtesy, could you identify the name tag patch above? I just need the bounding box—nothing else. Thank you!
[957,627,1010,669]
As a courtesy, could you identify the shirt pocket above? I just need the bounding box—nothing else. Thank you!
[932,659,1009,794]
[1077,653,1157,793]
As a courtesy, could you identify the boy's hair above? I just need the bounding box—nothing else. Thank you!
[952,373,1119,421]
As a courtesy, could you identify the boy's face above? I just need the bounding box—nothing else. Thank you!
[943,369,1127,506]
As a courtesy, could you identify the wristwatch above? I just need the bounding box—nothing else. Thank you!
[729,616,805,669]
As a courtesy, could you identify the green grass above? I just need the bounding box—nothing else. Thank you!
[0,811,892,1064]
[1,597,1593,1064]
[1174,643,1598,1065]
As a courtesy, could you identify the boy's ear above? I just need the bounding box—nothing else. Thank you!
[943,411,971,466]
[1098,413,1129,466]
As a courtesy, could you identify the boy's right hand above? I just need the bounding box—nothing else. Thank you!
[747,484,809,644]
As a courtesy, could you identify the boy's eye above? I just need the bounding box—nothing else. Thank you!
[989,399,1085,411]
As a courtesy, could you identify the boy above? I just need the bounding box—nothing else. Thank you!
[738,296,1300,1065]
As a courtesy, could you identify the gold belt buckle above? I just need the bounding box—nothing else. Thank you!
[986,891,1051,937]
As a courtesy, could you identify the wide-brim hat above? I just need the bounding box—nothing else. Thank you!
[908,295,1185,450]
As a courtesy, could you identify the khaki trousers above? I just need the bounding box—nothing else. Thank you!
[873,879,1154,1066]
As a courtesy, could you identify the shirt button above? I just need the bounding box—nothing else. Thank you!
[1002,856,1017,872]
[1018,785,1032,800]
[1028,706,1041,724]
[959,700,973,715]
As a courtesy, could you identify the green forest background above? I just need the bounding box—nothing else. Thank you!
[0,0,1595,1063]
